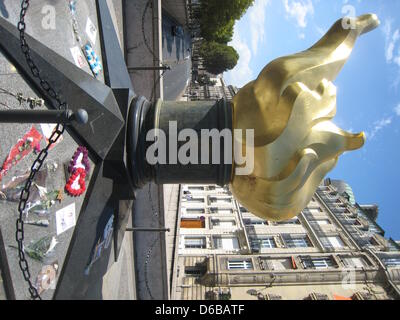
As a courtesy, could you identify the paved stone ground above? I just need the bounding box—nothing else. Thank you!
[0,0,132,300]
[162,11,192,101]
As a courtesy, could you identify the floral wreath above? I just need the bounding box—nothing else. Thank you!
[65,146,90,197]
[65,167,86,197]
[68,146,90,174]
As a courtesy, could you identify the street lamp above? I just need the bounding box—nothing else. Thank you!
[0,0,379,299]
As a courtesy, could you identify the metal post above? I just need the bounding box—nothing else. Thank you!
[128,65,171,71]
[0,108,88,124]
[126,227,170,232]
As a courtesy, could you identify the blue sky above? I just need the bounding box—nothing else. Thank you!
[224,0,400,240]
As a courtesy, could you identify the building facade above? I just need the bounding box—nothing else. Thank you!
[171,180,400,300]
[184,75,238,101]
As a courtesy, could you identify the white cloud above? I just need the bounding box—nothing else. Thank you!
[224,26,253,88]
[316,26,325,36]
[384,20,400,62]
[382,19,400,86]
[248,0,270,55]
[365,117,393,140]
[225,0,271,87]
[283,0,314,28]
[395,104,400,116]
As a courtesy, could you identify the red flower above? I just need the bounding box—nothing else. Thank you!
[65,168,87,197]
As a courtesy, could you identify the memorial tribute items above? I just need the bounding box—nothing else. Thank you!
[84,215,114,275]
[65,146,89,197]
[85,18,97,45]
[24,219,50,228]
[24,235,58,262]
[55,203,76,235]
[35,261,59,295]
[67,0,102,77]
[0,167,48,202]
[68,146,90,174]
[65,167,86,197]
[84,43,102,77]
[0,86,44,109]
[23,191,62,219]
[0,126,42,181]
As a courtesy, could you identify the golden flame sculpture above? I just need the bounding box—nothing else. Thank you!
[230,14,380,221]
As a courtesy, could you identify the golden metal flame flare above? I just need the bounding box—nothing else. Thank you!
[230,14,380,221]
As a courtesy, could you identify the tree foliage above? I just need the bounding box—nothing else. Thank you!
[199,42,239,75]
[196,0,254,74]
[200,0,254,43]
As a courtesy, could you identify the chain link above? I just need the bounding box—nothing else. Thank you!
[16,0,67,300]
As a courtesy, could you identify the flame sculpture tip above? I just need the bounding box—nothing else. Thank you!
[230,14,378,221]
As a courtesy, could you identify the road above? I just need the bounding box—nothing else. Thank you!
[162,12,192,101]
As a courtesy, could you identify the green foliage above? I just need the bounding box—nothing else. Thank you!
[196,0,254,73]
[200,0,254,43]
[199,42,239,75]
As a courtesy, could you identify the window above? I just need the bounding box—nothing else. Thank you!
[265,294,282,300]
[301,256,336,269]
[343,257,366,268]
[227,259,253,270]
[211,219,236,228]
[210,207,233,214]
[382,258,400,267]
[188,186,205,191]
[209,197,232,204]
[320,236,345,249]
[263,257,293,271]
[243,218,268,226]
[274,218,301,226]
[352,292,374,300]
[282,235,313,248]
[184,237,206,249]
[213,237,239,250]
[309,208,323,215]
[250,237,277,251]
[186,208,205,214]
[180,218,205,229]
[186,197,204,203]
[185,265,207,277]
[306,293,329,300]
[311,219,331,226]
[368,237,380,246]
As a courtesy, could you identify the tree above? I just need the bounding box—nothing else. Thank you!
[200,0,254,42]
[199,42,239,75]
[209,19,235,43]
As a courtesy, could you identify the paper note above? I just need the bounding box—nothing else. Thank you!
[85,18,97,45]
[56,203,76,235]
[70,46,86,68]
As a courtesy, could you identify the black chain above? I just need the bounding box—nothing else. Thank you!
[16,0,67,300]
